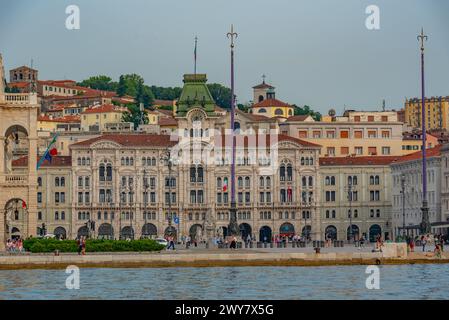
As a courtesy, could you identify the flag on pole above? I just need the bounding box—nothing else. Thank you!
[37,133,59,170]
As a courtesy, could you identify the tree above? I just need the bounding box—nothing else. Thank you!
[77,75,118,91]
[136,82,154,108]
[207,83,231,109]
[117,75,127,97]
[292,104,321,121]
[122,104,148,130]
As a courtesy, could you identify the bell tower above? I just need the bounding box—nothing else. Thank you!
[0,54,39,250]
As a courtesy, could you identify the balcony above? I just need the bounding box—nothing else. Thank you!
[2,174,29,186]
[4,93,38,105]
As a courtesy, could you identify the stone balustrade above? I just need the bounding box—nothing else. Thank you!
[4,93,38,105]
[3,174,29,186]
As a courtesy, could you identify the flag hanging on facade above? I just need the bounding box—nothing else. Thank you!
[223,177,228,192]
[37,133,59,170]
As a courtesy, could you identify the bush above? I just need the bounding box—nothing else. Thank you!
[23,238,165,253]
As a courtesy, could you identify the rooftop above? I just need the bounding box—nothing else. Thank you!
[252,98,291,108]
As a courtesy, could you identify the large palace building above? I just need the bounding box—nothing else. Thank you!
[0,55,404,247]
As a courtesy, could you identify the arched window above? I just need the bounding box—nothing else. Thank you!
[125,157,130,166]
[77,157,81,165]
[348,176,352,186]
[279,165,285,181]
[151,157,156,166]
[286,164,293,181]
[302,176,307,187]
[353,176,357,185]
[370,175,374,185]
[308,176,313,187]
[245,177,250,188]
[274,108,283,116]
[301,157,305,165]
[325,176,330,186]
[288,109,293,116]
[121,157,125,165]
[37,177,42,187]
[217,177,222,188]
[375,175,380,185]
[99,164,105,181]
[310,157,314,165]
[55,177,60,187]
[331,176,335,185]
[60,177,65,187]
[258,95,264,102]
[197,166,204,182]
[238,177,243,188]
[259,177,264,187]
[190,166,196,182]
[106,164,112,181]
[86,158,90,165]
[266,177,271,187]
[258,108,267,113]
[81,157,86,165]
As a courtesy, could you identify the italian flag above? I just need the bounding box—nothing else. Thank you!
[223,177,228,192]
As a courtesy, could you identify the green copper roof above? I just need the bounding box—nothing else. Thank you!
[176,74,216,117]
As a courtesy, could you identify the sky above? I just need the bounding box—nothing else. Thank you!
[1,0,448,114]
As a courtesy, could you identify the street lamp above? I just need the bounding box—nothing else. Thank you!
[417,28,431,235]
[161,148,174,238]
[401,174,406,238]
[143,169,149,239]
[347,180,353,243]
[227,24,239,238]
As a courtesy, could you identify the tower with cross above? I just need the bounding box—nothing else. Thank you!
[252,75,274,103]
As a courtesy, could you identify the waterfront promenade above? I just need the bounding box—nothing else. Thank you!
[0,243,448,270]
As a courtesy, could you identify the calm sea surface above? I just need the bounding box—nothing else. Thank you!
[0,264,447,300]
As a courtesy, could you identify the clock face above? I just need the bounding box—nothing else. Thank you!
[189,109,205,125]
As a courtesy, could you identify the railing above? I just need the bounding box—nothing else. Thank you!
[4,93,38,105]
[3,174,29,186]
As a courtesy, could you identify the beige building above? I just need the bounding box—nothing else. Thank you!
[405,96,449,131]
[280,110,404,157]
[0,55,39,250]
[319,157,396,242]
[80,104,127,132]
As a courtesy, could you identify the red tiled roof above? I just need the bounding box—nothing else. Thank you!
[215,133,321,149]
[12,156,72,167]
[155,109,174,117]
[246,113,274,122]
[8,82,30,88]
[320,156,402,166]
[394,145,442,164]
[81,104,126,114]
[70,134,178,148]
[158,117,178,126]
[252,98,291,108]
[252,82,275,89]
[153,99,175,106]
[38,115,81,123]
[286,115,312,122]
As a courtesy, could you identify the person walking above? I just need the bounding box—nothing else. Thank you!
[76,237,82,255]
[167,236,175,250]
[421,235,427,252]
[230,236,237,250]
[81,237,86,255]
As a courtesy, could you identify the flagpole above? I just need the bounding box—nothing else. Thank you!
[194,36,198,75]
[37,132,60,170]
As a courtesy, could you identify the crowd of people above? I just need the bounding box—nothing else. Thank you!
[5,238,24,253]
[404,234,446,258]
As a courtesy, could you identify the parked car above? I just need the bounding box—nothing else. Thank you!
[155,238,168,246]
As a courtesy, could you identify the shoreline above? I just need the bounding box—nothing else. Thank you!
[0,247,448,270]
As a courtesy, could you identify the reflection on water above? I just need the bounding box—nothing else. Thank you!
[0,265,448,300]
